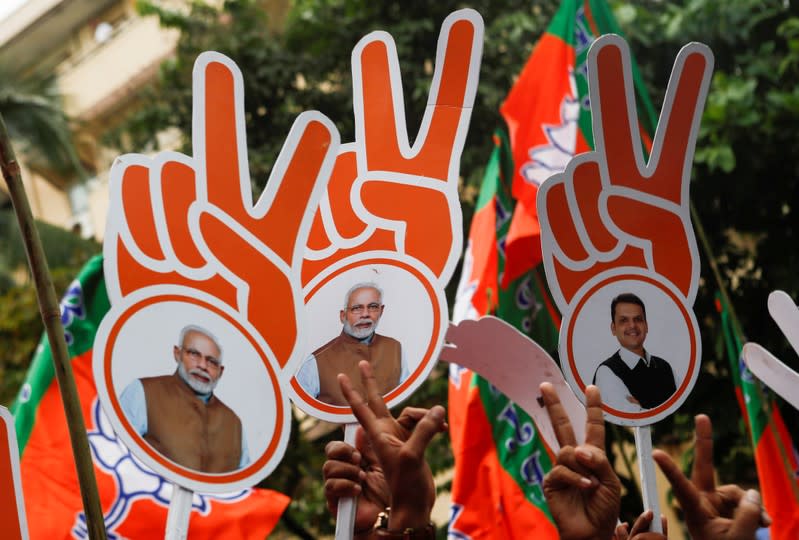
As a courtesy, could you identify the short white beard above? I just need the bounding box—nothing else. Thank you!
[344,318,377,340]
[178,361,218,395]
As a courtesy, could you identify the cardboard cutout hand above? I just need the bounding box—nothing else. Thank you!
[538,36,713,312]
[302,9,483,285]
[743,291,799,411]
[106,53,338,366]
[440,316,587,452]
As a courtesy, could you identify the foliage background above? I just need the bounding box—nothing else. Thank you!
[2,0,799,537]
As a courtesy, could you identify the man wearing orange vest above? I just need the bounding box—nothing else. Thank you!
[297,283,408,406]
[119,325,249,472]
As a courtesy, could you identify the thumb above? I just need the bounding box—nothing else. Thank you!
[727,489,763,540]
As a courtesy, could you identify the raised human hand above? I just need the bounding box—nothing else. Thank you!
[537,35,713,312]
[653,414,770,540]
[338,361,446,530]
[106,52,338,366]
[541,382,621,540]
[302,9,483,286]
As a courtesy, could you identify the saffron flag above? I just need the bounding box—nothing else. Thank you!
[499,0,657,286]
[448,131,561,539]
[717,295,799,540]
[10,255,289,539]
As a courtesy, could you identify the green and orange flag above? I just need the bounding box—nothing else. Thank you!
[717,294,799,540]
[499,0,657,287]
[449,1,659,535]
[449,130,561,538]
[10,255,289,539]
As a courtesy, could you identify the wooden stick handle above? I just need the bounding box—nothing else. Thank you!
[0,113,107,540]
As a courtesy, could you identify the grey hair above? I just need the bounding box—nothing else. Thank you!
[343,282,383,308]
[177,324,223,363]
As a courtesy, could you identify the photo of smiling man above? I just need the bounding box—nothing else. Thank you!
[592,292,677,411]
[296,282,408,406]
[119,324,249,472]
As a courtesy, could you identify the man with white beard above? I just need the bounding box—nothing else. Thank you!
[297,283,407,406]
[119,325,249,472]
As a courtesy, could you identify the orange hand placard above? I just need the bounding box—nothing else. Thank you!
[302,9,482,286]
[96,52,339,493]
[106,55,338,366]
[538,36,713,425]
[292,9,484,422]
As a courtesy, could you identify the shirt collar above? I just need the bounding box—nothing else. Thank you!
[618,347,651,368]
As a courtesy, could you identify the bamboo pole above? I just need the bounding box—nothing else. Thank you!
[0,113,107,539]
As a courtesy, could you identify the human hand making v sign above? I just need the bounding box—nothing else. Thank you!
[335,361,447,536]
[540,382,621,540]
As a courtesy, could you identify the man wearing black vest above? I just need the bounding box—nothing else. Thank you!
[119,325,249,472]
[592,293,676,411]
[297,283,408,406]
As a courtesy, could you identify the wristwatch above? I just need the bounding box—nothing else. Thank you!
[373,508,435,539]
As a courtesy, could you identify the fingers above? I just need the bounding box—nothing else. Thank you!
[324,477,362,514]
[253,114,338,264]
[648,45,712,202]
[590,37,713,205]
[540,382,577,448]
[359,182,453,277]
[323,458,365,488]
[584,385,606,449]
[625,510,668,539]
[544,463,597,491]
[402,406,447,462]
[353,12,481,180]
[396,407,448,433]
[160,161,207,269]
[573,444,618,489]
[325,440,361,465]
[653,449,701,510]
[590,37,640,191]
[196,211,297,364]
[727,489,765,539]
[196,56,248,217]
[338,371,373,426]
[358,360,391,419]
[691,414,715,492]
[628,510,654,537]
[323,441,365,514]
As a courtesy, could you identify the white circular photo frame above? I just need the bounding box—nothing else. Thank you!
[290,252,447,423]
[93,285,292,493]
[559,268,701,426]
